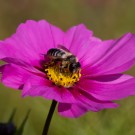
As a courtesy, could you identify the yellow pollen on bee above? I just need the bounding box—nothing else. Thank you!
[44,62,81,88]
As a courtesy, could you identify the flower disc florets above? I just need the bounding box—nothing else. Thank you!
[44,48,81,88]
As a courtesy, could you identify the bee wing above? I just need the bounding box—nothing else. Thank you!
[58,45,70,53]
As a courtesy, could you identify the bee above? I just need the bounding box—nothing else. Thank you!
[46,46,81,74]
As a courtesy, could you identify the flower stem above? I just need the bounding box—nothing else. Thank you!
[42,100,57,135]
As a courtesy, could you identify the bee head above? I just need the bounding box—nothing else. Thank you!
[69,62,81,73]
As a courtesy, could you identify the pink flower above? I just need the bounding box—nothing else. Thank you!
[0,20,135,118]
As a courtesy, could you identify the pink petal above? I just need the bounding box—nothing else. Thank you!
[78,74,135,101]
[22,75,77,103]
[82,33,135,76]
[0,64,34,89]
[58,100,118,118]
[0,20,64,67]
[80,39,113,67]
[58,86,118,118]
[58,103,89,118]
[64,24,97,60]
[2,57,44,76]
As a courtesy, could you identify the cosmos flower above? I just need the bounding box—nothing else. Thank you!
[0,20,135,118]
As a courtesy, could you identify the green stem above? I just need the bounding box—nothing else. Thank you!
[42,100,57,135]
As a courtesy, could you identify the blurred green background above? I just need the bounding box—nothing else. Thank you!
[0,0,135,135]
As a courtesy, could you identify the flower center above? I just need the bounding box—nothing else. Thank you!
[44,53,81,88]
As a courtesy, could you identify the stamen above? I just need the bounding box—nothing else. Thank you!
[44,61,81,88]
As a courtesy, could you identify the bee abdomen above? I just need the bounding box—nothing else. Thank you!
[47,48,65,58]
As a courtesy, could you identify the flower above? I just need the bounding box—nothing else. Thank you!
[0,20,135,118]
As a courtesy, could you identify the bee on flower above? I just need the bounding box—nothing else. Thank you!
[0,20,135,118]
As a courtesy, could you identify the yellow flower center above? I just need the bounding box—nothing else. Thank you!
[44,61,81,88]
